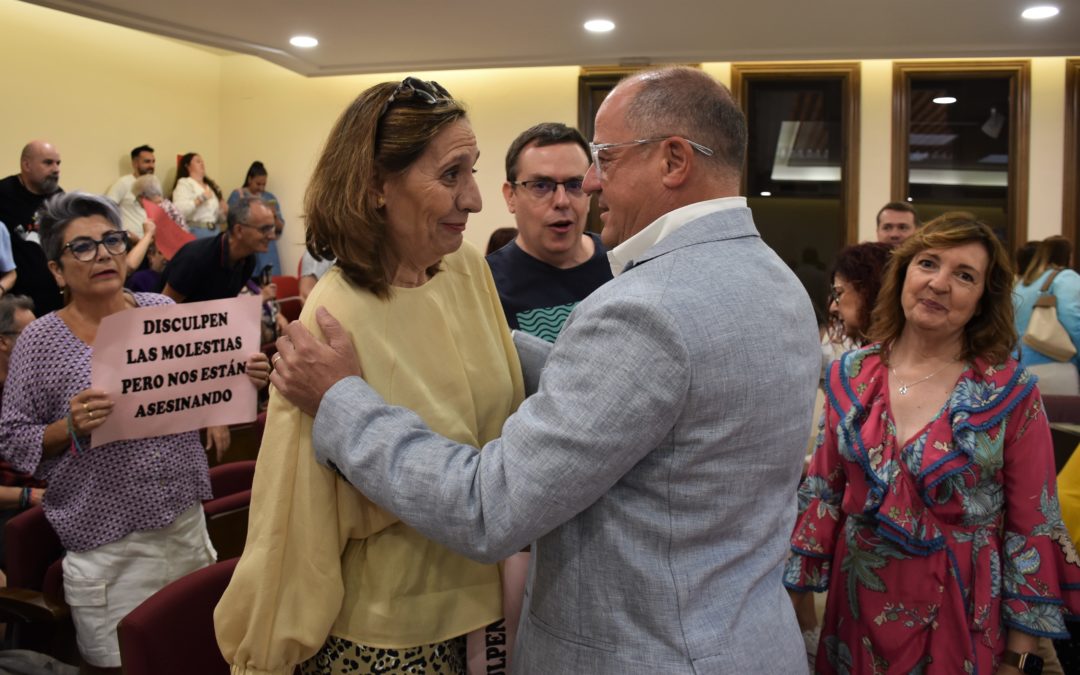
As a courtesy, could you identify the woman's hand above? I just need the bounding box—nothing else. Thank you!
[246,352,271,390]
[142,216,156,240]
[260,282,277,303]
[28,487,44,507]
[68,389,114,436]
[205,425,231,462]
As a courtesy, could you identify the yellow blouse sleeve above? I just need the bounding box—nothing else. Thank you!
[213,293,399,675]
[1058,441,1080,548]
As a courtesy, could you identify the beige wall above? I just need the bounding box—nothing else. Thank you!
[217,56,582,270]
[1,0,1074,276]
[1030,57,1067,241]
[0,0,222,202]
[855,57,1071,243]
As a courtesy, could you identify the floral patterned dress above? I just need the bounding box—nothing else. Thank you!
[785,345,1080,674]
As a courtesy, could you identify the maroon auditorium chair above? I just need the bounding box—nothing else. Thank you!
[117,557,238,675]
[203,460,256,560]
[0,504,75,660]
[271,274,303,323]
[0,459,255,654]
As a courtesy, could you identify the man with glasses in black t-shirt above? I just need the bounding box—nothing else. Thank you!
[487,123,612,342]
[161,196,275,304]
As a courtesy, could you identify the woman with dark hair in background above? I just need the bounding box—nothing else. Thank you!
[826,242,893,348]
[1015,240,1039,280]
[795,242,894,652]
[172,152,225,240]
[1013,235,1080,394]
[216,78,523,675]
[787,214,1080,674]
[228,161,286,276]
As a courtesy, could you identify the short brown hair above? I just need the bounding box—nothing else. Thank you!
[504,123,588,182]
[876,201,920,227]
[868,212,1017,365]
[304,80,466,299]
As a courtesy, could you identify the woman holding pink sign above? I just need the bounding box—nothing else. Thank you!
[0,192,269,674]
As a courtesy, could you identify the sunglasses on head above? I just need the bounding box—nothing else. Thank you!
[379,77,452,120]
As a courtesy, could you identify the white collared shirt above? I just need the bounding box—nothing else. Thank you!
[607,196,747,277]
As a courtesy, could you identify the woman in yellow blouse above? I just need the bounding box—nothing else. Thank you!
[214,78,524,675]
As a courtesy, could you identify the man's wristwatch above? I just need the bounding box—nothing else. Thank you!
[1002,650,1043,675]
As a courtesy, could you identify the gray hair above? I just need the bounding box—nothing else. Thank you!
[37,191,122,262]
[132,174,163,199]
[623,67,747,175]
[227,196,268,234]
[0,295,34,334]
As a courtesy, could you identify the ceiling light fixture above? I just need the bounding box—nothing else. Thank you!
[1021,6,1059,19]
[584,19,615,33]
[933,96,957,104]
[289,35,319,48]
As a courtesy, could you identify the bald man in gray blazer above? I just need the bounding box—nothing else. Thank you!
[273,68,819,674]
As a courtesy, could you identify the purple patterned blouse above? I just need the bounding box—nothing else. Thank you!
[0,293,212,552]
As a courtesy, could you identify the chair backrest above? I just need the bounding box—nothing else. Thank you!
[0,507,72,657]
[203,461,257,560]
[118,557,238,675]
[1043,395,1080,424]
[5,506,63,592]
[207,460,256,497]
[271,275,302,322]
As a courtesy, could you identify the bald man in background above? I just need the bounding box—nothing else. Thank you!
[0,141,64,314]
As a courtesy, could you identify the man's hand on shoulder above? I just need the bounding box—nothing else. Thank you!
[270,307,362,417]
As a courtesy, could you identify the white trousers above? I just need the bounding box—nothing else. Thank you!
[61,502,216,667]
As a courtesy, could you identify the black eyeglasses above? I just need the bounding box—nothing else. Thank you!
[379,77,451,120]
[510,179,586,199]
[62,231,129,261]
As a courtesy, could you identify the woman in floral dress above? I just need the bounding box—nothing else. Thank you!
[786,213,1080,674]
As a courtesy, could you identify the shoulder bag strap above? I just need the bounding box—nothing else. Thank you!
[1040,267,1064,294]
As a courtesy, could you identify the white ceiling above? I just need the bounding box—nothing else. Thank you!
[24,0,1080,77]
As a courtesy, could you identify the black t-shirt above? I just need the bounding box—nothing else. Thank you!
[161,232,256,303]
[0,175,63,314]
[485,231,613,341]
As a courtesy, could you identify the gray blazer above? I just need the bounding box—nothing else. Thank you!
[314,206,819,673]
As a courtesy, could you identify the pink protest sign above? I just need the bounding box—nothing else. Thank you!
[141,197,194,259]
[90,295,262,447]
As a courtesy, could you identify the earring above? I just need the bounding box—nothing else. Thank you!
[375,196,386,208]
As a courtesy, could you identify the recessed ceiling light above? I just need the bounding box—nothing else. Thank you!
[289,35,319,48]
[1022,5,1059,20]
[759,191,772,197]
[584,19,615,33]
[933,96,957,104]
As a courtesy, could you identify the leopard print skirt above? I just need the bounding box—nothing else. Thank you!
[300,635,468,675]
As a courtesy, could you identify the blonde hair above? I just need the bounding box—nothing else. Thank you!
[868,212,1017,365]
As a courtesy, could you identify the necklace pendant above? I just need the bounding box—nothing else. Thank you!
[898,385,909,396]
